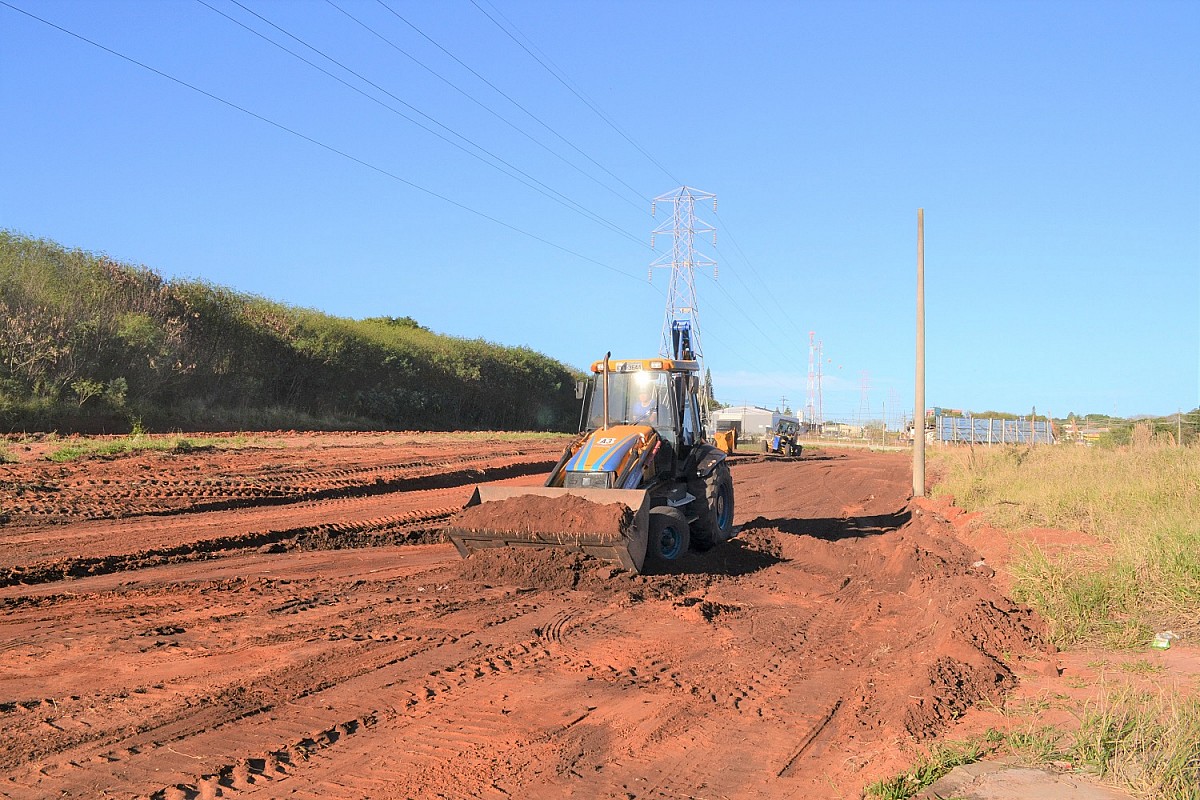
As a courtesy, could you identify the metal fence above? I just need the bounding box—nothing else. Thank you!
[934,415,1054,445]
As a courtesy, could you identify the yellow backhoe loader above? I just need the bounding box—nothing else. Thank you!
[444,353,735,572]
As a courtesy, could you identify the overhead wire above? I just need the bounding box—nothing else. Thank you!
[368,0,651,214]
[692,273,811,402]
[0,0,651,284]
[470,0,681,189]
[228,0,801,395]
[10,0,843,407]
[693,321,807,407]
[713,209,818,346]
[209,0,648,250]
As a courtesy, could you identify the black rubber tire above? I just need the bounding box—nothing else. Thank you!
[645,507,690,566]
[688,462,735,550]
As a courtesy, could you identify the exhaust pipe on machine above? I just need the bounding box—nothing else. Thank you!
[601,350,610,430]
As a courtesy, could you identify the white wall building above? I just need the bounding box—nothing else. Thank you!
[712,406,799,441]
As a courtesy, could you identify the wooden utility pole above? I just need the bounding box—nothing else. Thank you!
[914,209,926,497]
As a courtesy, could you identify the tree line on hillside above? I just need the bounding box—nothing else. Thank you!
[0,231,581,433]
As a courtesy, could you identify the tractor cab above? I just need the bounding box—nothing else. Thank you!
[583,357,704,479]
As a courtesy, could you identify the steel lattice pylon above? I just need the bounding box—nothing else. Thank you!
[649,186,717,423]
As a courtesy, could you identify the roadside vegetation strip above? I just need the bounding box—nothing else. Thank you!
[0,231,582,435]
[931,442,1200,648]
[18,430,568,464]
[865,737,992,799]
[869,691,1200,800]
[1072,683,1200,800]
[922,440,1200,800]
[44,434,252,462]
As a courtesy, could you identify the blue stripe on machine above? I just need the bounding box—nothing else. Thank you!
[596,434,638,471]
[567,434,597,471]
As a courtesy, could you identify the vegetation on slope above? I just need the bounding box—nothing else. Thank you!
[0,231,580,433]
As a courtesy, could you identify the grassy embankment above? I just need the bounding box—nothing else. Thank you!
[0,231,581,433]
[867,439,1199,799]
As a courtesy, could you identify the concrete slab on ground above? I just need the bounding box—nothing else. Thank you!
[916,762,1136,800]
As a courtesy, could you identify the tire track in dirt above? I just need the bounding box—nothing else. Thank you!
[0,443,1055,799]
[3,553,567,798]
[0,453,559,587]
[0,440,565,524]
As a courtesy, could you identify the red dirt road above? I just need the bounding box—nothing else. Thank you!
[0,435,1052,799]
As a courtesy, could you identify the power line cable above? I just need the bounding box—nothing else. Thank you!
[691,315,801,407]
[0,0,649,283]
[470,0,681,188]
[713,209,814,345]
[211,0,647,249]
[366,0,650,214]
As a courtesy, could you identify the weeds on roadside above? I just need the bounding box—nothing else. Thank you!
[865,738,989,799]
[879,441,1200,800]
[1073,685,1200,800]
[41,430,562,462]
[931,444,1200,646]
[46,435,237,462]
[872,697,1199,800]
[1002,725,1069,764]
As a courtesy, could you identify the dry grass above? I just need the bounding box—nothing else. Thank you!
[932,441,1200,647]
[927,439,1200,799]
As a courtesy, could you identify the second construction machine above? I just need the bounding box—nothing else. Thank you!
[445,351,736,573]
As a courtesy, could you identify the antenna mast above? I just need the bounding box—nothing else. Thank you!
[806,332,817,427]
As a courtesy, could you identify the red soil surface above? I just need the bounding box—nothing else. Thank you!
[0,436,1055,799]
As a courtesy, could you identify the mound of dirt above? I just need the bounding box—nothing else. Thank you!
[449,493,634,544]
[742,499,1055,750]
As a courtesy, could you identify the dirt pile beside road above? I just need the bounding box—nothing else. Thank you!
[0,440,1054,799]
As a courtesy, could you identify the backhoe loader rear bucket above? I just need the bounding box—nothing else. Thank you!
[444,486,651,573]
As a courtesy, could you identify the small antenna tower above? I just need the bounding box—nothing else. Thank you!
[805,332,817,426]
[816,339,824,428]
[858,370,871,433]
[650,186,717,419]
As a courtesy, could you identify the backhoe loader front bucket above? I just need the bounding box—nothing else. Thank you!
[444,486,651,573]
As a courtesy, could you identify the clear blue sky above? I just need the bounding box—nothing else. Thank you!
[3,0,1197,422]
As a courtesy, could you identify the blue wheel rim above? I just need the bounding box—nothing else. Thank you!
[658,524,683,559]
[716,486,733,531]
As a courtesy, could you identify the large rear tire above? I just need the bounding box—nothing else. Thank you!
[646,507,690,566]
[689,462,735,550]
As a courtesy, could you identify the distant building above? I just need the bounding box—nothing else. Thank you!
[712,406,801,441]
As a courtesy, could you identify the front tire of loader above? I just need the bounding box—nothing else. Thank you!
[646,507,690,566]
[689,462,735,550]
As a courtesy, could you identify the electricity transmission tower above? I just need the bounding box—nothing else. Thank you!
[650,186,717,421]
